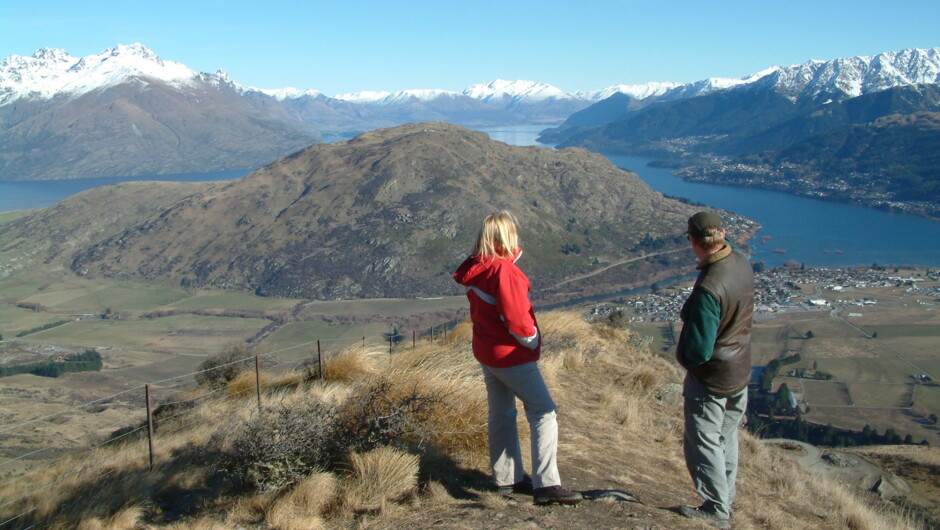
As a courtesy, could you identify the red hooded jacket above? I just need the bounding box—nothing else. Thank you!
[453,249,541,367]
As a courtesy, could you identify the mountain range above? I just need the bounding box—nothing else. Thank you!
[4,44,938,181]
[540,48,940,217]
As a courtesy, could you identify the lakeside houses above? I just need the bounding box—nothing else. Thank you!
[676,162,940,221]
[590,265,936,323]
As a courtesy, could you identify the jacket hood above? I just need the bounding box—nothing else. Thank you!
[453,249,523,286]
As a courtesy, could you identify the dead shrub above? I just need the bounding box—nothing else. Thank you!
[219,378,438,493]
[219,399,339,492]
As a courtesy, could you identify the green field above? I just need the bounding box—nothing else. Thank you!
[171,291,300,312]
[913,384,940,414]
[750,325,793,365]
[257,320,391,360]
[847,383,915,408]
[799,379,853,406]
[19,282,183,313]
[621,323,674,357]
[24,314,270,354]
[816,357,923,384]
[0,304,70,338]
[298,296,466,318]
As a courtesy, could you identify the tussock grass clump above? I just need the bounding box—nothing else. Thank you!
[76,504,145,529]
[321,345,382,382]
[263,472,335,529]
[340,447,419,512]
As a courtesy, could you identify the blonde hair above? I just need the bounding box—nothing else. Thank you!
[473,211,519,259]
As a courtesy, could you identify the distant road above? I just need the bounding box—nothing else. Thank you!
[539,248,685,292]
[6,338,209,357]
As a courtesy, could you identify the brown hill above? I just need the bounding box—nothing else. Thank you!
[0,180,219,278]
[69,123,702,299]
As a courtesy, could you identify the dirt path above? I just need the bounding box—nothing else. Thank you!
[538,249,685,292]
[765,438,886,490]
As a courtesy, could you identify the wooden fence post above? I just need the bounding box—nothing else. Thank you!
[254,355,262,413]
[145,384,155,472]
[412,330,416,349]
[317,340,322,378]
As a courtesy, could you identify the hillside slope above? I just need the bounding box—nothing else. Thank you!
[69,122,703,300]
[0,79,319,180]
[0,180,219,279]
[0,312,922,528]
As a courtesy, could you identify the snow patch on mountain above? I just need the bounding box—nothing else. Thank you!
[0,43,199,105]
[3,44,940,110]
[260,87,324,100]
[766,48,940,101]
[574,82,682,101]
[463,79,571,102]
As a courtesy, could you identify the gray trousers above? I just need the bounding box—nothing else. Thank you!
[481,361,561,489]
[683,375,747,519]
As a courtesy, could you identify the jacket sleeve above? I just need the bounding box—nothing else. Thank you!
[495,264,538,346]
[677,289,721,367]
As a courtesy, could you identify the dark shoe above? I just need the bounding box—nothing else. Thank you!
[533,485,583,506]
[496,475,533,495]
[678,504,730,528]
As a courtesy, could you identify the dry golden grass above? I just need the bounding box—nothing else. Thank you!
[223,366,302,399]
[75,504,144,529]
[730,429,920,530]
[321,344,382,382]
[0,310,922,529]
[337,447,419,514]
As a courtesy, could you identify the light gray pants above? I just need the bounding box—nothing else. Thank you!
[481,361,561,489]
[683,380,747,519]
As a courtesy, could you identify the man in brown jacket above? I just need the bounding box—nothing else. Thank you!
[675,212,754,528]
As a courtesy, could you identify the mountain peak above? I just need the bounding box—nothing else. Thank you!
[107,42,161,62]
[31,47,72,62]
[463,79,570,102]
[0,43,198,105]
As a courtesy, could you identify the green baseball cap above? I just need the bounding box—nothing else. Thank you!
[687,211,723,238]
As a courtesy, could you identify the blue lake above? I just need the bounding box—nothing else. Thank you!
[2,125,939,268]
[0,169,250,211]
[479,126,940,268]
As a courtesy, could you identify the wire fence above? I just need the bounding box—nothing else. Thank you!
[0,318,463,529]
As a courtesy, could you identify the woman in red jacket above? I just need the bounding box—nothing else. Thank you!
[453,212,582,506]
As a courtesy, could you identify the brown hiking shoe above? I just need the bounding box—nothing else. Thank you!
[678,504,730,528]
[496,475,534,495]
[533,485,583,506]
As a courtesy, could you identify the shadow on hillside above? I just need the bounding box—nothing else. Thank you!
[7,444,230,528]
[418,448,491,501]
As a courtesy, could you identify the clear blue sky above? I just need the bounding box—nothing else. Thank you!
[2,0,938,95]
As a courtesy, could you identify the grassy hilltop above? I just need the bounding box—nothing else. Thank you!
[0,312,921,529]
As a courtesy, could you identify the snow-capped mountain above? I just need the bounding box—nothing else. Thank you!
[3,43,940,181]
[463,79,573,103]
[574,82,681,102]
[755,48,940,101]
[5,44,940,111]
[0,43,205,105]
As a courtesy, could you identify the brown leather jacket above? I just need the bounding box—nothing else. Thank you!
[680,245,754,396]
